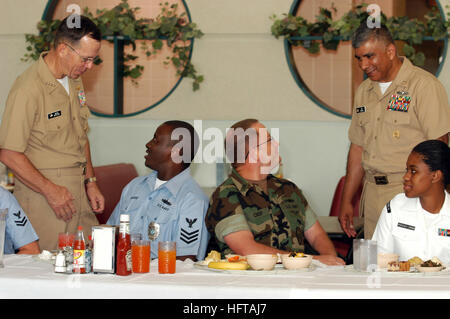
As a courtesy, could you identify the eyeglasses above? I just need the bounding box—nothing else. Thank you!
[245,137,272,160]
[64,42,97,63]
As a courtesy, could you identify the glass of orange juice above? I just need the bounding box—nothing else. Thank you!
[131,240,150,273]
[158,241,176,274]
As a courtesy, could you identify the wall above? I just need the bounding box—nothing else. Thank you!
[0,0,449,216]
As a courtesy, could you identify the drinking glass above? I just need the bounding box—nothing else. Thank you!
[132,239,150,273]
[158,241,176,274]
[352,239,362,271]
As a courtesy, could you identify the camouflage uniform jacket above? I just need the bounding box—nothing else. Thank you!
[206,169,317,256]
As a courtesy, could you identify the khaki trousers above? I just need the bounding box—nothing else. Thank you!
[360,172,404,239]
[14,166,99,251]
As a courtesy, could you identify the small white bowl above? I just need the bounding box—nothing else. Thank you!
[377,253,399,269]
[281,254,313,270]
[245,254,278,271]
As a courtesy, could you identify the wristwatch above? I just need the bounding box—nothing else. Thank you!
[84,176,97,185]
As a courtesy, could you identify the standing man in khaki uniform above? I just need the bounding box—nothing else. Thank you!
[0,15,105,251]
[339,23,450,239]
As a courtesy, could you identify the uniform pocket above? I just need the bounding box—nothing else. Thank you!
[383,111,410,126]
[392,227,419,242]
[46,108,70,132]
[357,112,371,127]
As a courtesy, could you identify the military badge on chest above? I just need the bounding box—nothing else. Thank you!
[78,89,86,107]
[387,90,411,113]
[148,221,160,240]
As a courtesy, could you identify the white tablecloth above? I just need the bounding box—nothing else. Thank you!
[1,254,450,299]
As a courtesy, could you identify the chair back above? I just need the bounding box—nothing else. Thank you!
[329,176,362,217]
[93,163,138,224]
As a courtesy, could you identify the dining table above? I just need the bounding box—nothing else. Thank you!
[1,253,450,301]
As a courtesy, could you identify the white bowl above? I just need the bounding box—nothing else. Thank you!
[281,254,313,270]
[377,253,399,269]
[245,254,278,271]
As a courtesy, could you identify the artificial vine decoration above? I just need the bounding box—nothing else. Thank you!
[22,0,204,91]
[270,3,449,67]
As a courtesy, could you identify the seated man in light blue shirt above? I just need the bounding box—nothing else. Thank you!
[107,121,209,261]
[1,187,40,254]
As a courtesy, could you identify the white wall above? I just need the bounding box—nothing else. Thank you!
[0,0,449,216]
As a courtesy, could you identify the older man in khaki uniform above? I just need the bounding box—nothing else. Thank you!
[339,23,450,239]
[0,15,105,251]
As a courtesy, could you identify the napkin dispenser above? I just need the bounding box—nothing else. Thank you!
[92,225,117,274]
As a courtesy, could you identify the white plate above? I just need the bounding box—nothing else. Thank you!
[345,265,449,276]
[193,262,315,275]
[415,265,444,273]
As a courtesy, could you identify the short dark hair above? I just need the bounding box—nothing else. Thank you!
[163,120,199,168]
[412,139,450,188]
[351,22,394,49]
[225,119,259,168]
[54,15,101,48]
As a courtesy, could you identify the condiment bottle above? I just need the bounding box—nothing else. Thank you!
[54,250,67,273]
[73,226,86,274]
[85,235,92,273]
[116,214,132,276]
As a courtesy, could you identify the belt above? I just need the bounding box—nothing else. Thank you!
[365,171,404,185]
[39,164,87,177]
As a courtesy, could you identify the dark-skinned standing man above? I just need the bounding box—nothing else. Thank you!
[338,23,450,239]
[0,15,105,251]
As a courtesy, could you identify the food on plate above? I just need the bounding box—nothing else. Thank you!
[207,260,250,270]
[377,253,399,268]
[288,252,306,258]
[200,250,249,269]
[205,250,221,263]
[420,259,442,267]
[416,258,444,272]
[225,254,247,262]
[407,256,423,267]
[387,261,410,272]
[430,256,443,266]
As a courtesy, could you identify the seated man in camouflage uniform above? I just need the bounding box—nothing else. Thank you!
[206,119,345,266]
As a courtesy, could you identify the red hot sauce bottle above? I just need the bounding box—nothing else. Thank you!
[116,214,132,276]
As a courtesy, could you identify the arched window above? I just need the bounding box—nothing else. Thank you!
[43,0,194,117]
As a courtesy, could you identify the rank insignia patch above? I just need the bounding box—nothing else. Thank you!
[387,94,411,112]
[13,210,28,227]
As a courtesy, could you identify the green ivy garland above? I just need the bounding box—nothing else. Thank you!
[270,3,449,67]
[22,0,204,91]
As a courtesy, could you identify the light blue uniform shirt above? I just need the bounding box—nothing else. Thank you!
[107,168,209,260]
[0,187,39,254]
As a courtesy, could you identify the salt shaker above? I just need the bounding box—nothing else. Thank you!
[54,250,67,273]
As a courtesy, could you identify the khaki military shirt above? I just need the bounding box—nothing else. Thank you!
[0,52,90,169]
[206,169,317,256]
[349,57,450,174]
